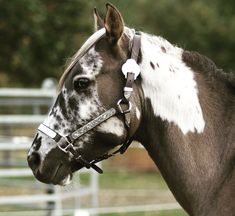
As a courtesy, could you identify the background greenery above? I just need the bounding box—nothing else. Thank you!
[0,0,235,87]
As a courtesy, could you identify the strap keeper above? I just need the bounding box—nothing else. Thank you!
[124,87,133,92]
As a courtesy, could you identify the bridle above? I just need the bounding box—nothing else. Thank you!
[38,31,141,174]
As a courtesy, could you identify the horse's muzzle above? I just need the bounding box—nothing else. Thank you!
[27,147,74,185]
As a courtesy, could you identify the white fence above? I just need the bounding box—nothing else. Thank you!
[0,80,99,216]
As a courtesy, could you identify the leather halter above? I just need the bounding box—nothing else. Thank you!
[38,32,141,174]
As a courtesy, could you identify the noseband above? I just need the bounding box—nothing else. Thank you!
[38,31,141,174]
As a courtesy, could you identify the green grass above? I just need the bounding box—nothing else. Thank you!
[0,166,188,216]
[100,209,187,216]
[79,170,168,190]
[99,171,168,190]
[79,170,188,216]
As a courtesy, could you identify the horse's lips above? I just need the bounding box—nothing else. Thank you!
[52,164,73,186]
[32,163,73,186]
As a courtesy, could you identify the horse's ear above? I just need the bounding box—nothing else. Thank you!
[93,8,104,31]
[104,3,124,44]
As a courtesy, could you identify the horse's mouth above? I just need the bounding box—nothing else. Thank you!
[31,155,87,186]
[32,163,74,186]
[50,161,84,185]
[52,164,73,186]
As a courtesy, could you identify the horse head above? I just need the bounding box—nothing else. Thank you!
[27,4,142,185]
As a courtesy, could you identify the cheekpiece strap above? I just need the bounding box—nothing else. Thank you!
[121,34,141,100]
[119,33,141,128]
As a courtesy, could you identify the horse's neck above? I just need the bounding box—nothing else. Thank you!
[136,33,235,215]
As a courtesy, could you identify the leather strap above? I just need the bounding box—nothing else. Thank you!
[131,34,141,60]
[122,34,141,127]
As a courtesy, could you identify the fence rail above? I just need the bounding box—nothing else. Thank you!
[0,115,46,124]
[0,81,99,216]
[0,81,181,215]
[0,88,56,97]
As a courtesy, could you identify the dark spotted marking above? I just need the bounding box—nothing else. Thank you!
[58,92,70,120]
[49,108,57,117]
[54,124,59,131]
[156,63,160,68]
[49,96,60,116]
[85,52,96,66]
[64,129,70,134]
[56,115,62,123]
[34,137,42,151]
[161,46,166,53]
[150,61,155,70]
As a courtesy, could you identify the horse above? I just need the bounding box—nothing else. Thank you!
[27,3,235,216]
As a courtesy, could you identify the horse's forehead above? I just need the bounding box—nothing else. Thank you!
[78,47,103,76]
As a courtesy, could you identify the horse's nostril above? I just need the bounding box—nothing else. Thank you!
[27,152,41,171]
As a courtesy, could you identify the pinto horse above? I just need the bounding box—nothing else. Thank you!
[27,3,235,216]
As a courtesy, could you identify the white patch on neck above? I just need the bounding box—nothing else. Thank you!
[140,33,205,134]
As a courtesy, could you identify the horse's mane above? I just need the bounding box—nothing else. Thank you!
[183,50,235,89]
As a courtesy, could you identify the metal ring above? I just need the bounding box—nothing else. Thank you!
[58,140,73,154]
[117,99,132,114]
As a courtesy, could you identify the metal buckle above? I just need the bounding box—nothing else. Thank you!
[57,138,74,153]
[117,99,132,114]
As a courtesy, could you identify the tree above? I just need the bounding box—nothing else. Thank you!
[0,0,234,87]
[0,0,91,87]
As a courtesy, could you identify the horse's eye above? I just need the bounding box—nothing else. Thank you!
[73,77,90,91]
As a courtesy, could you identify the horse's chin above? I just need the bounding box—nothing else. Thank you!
[32,160,85,186]
[58,173,72,186]
[31,163,73,186]
[71,160,84,173]
[49,162,84,186]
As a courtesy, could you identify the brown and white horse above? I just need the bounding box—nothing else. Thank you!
[28,4,235,216]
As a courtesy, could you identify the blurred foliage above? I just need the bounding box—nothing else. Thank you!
[0,0,234,87]
[0,0,92,86]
